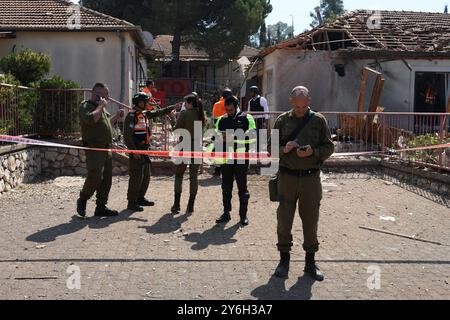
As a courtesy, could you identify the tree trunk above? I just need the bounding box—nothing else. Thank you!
[171,26,182,77]
[259,22,267,48]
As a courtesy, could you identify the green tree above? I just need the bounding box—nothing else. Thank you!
[310,0,345,28]
[0,49,51,86]
[267,21,294,46]
[81,0,269,75]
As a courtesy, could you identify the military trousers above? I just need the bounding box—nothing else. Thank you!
[80,150,113,206]
[174,163,200,196]
[127,156,151,202]
[276,170,322,254]
[221,164,250,217]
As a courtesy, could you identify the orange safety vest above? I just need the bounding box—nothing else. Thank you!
[213,98,226,119]
[132,111,151,147]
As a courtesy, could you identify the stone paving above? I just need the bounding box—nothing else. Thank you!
[0,172,449,300]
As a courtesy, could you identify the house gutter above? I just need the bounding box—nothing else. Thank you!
[117,30,126,103]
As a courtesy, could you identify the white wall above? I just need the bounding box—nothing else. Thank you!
[0,31,143,109]
[263,49,450,113]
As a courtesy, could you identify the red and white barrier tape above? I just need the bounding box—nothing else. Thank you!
[1,135,449,161]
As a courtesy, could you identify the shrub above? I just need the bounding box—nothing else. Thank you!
[0,49,51,86]
[37,76,82,135]
[0,74,37,134]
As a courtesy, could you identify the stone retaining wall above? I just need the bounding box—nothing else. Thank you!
[0,148,41,193]
[40,147,128,177]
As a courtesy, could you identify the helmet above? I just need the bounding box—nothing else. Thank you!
[133,92,150,106]
[249,86,260,94]
[222,88,233,99]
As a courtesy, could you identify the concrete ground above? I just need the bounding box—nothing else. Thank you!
[0,171,449,300]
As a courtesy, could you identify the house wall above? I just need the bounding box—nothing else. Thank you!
[262,49,450,113]
[0,31,143,110]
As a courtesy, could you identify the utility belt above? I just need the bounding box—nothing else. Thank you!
[279,166,319,177]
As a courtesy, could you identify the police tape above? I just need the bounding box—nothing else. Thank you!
[1,135,449,161]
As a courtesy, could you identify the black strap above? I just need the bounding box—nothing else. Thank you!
[283,110,315,145]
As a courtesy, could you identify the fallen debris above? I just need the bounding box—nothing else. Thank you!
[359,226,442,246]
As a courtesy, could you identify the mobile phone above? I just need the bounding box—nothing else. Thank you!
[298,146,309,152]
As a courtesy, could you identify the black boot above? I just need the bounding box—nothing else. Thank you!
[127,201,144,212]
[186,195,196,214]
[216,212,231,224]
[304,253,324,282]
[274,252,290,278]
[138,198,155,207]
[76,198,87,218]
[171,193,181,214]
[239,214,249,226]
[94,205,119,217]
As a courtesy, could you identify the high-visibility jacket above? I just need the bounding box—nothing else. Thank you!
[213,111,257,164]
[213,98,226,122]
[129,110,151,149]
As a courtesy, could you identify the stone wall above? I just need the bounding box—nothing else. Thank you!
[0,148,41,193]
[40,147,128,177]
[0,144,129,194]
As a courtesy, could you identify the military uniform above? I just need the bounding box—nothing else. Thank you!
[171,108,204,214]
[78,100,115,214]
[269,109,334,254]
[124,105,175,207]
[215,111,256,225]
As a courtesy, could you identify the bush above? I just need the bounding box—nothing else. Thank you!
[407,133,450,165]
[0,49,51,86]
[0,74,38,134]
[37,76,82,135]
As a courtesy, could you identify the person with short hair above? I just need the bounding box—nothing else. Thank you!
[77,83,123,218]
[269,86,334,281]
[215,96,256,227]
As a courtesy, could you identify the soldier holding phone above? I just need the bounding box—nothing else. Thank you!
[77,83,122,218]
[268,86,334,281]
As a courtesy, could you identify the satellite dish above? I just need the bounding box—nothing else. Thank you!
[143,31,154,48]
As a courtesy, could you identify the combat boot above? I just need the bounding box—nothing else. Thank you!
[274,252,290,278]
[171,193,181,214]
[127,201,144,212]
[138,198,155,207]
[94,205,119,217]
[304,253,324,282]
[186,195,196,214]
[76,198,87,218]
[216,212,231,224]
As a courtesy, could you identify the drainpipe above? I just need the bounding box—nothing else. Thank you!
[117,31,126,103]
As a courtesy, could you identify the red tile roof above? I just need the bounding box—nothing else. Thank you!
[0,0,137,31]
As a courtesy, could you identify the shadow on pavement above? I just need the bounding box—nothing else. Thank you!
[140,211,193,235]
[183,223,240,250]
[26,210,147,243]
[251,275,315,300]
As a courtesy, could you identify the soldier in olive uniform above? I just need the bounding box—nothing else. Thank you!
[171,93,206,215]
[124,93,176,212]
[77,83,123,218]
[268,86,334,281]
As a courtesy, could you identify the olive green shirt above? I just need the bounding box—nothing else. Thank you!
[269,109,335,170]
[174,109,204,140]
[79,100,113,148]
[124,105,175,150]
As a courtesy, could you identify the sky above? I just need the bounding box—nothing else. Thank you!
[266,0,448,33]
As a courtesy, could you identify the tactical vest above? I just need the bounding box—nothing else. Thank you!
[132,111,151,149]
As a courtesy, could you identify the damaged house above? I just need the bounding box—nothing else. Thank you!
[255,10,450,115]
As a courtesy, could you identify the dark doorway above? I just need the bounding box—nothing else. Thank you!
[414,72,448,133]
[414,72,447,113]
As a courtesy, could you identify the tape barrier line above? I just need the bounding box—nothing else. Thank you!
[1,135,449,161]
